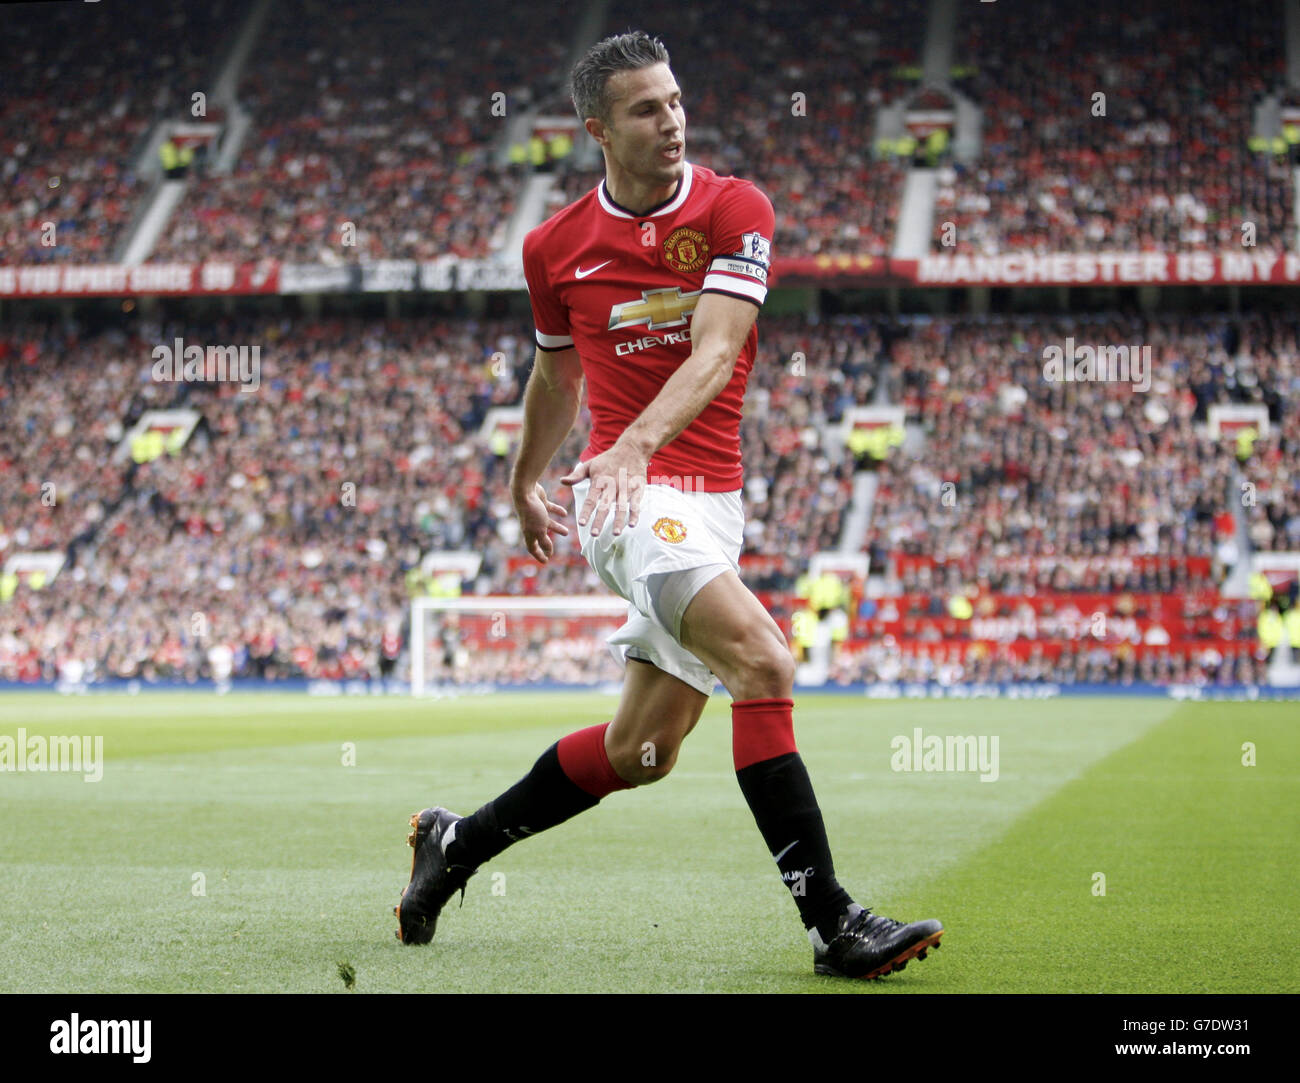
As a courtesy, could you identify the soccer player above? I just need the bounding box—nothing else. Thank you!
[396,31,943,979]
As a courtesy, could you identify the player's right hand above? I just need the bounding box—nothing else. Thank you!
[514,481,569,565]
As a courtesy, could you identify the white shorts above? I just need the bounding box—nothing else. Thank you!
[572,473,744,695]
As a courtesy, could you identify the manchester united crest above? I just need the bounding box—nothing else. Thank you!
[652,517,688,544]
[662,227,709,273]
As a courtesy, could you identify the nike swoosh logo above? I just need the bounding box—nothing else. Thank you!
[575,260,613,279]
[773,840,799,863]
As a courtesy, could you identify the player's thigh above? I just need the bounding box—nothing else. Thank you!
[678,570,794,697]
[607,658,709,771]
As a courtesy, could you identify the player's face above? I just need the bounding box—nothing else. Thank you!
[597,62,685,190]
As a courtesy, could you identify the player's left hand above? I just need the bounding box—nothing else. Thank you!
[561,439,648,538]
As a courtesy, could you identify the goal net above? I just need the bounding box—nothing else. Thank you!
[410,595,632,695]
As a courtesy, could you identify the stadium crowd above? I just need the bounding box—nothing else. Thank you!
[560,0,919,258]
[864,313,1300,595]
[0,0,246,264]
[3,308,1296,686]
[9,0,1300,269]
[0,313,871,684]
[2,0,924,268]
[827,640,1269,688]
[154,0,559,264]
[0,324,171,555]
[937,0,1293,254]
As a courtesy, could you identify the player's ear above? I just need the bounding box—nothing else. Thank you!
[584,115,608,146]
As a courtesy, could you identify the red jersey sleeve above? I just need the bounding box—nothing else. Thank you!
[701,181,775,307]
[522,228,574,351]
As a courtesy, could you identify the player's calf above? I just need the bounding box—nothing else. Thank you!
[602,655,708,784]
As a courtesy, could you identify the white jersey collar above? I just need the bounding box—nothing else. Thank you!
[597,162,694,219]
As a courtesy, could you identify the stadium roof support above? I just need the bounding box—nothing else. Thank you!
[893,170,938,259]
[1288,0,1300,88]
[210,0,272,109]
[500,174,556,267]
[119,181,188,267]
[921,0,958,87]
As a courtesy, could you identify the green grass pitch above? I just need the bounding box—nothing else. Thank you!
[0,693,1295,993]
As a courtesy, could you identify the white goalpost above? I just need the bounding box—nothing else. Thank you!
[410,594,632,695]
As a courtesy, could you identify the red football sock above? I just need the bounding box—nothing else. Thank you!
[556,722,635,797]
[731,697,798,770]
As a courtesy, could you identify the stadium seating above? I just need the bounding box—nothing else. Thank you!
[4,310,1295,685]
[0,1,244,263]
[153,0,563,264]
[936,0,1293,253]
[8,0,1297,266]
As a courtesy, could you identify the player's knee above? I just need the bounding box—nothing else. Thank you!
[627,757,676,785]
[609,736,679,785]
[766,639,797,690]
[727,628,795,698]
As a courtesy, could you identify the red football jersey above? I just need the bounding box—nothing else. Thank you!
[522,162,774,492]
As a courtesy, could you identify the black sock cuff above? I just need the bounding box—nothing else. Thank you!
[735,750,801,788]
[538,742,601,805]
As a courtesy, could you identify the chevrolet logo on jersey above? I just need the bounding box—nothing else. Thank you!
[608,287,702,331]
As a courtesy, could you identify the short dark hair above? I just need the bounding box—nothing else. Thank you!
[569,30,671,123]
